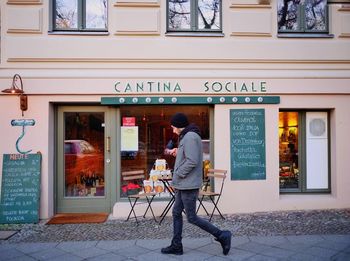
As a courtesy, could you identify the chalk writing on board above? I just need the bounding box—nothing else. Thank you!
[230,109,266,180]
[0,154,41,224]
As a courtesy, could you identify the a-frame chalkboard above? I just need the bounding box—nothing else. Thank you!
[0,154,41,224]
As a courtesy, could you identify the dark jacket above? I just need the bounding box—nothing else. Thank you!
[172,124,203,190]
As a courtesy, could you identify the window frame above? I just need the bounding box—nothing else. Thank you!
[328,0,350,3]
[166,0,222,33]
[51,0,108,33]
[277,0,329,35]
[279,110,331,194]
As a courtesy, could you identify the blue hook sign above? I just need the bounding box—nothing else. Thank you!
[11,119,36,154]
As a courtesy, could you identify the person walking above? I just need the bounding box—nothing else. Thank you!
[161,112,232,256]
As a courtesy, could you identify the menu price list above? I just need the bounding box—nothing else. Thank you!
[0,154,41,224]
[230,109,266,180]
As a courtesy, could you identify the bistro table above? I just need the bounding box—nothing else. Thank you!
[158,177,175,225]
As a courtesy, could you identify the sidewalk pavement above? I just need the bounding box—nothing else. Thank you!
[1,234,350,261]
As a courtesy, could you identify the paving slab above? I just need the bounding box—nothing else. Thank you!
[0,247,27,261]
[134,250,179,261]
[6,255,37,261]
[44,253,84,261]
[260,246,295,259]
[288,252,329,261]
[235,241,277,254]
[314,239,350,251]
[197,241,222,255]
[274,242,311,252]
[114,244,150,258]
[15,242,58,254]
[182,237,212,249]
[300,245,339,259]
[0,230,18,240]
[85,252,127,261]
[173,249,213,260]
[245,254,281,261]
[56,240,98,252]
[249,235,289,246]
[96,239,136,251]
[321,234,350,244]
[72,246,110,259]
[136,238,169,250]
[331,252,350,261]
[230,236,250,248]
[224,248,256,260]
[286,235,325,245]
[27,247,68,261]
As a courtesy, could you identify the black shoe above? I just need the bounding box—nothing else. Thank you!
[216,230,232,255]
[161,244,183,255]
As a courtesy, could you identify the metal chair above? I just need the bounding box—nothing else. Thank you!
[196,168,227,222]
[121,170,157,225]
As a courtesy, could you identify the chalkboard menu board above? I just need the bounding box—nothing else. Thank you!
[0,154,41,224]
[230,109,266,180]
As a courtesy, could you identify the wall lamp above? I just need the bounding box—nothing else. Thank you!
[2,74,28,116]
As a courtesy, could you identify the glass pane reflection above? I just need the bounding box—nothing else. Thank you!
[198,0,221,30]
[305,0,327,31]
[168,0,191,30]
[64,112,105,197]
[55,0,78,29]
[86,0,108,29]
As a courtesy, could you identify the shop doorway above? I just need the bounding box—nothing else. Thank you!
[56,106,114,213]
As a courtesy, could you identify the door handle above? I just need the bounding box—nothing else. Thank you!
[106,136,111,152]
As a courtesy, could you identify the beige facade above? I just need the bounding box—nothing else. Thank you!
[0,0,350,220]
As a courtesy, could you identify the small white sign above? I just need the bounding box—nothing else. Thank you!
[121,126,138,151]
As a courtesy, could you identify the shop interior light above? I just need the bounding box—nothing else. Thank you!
[2,74,28,116]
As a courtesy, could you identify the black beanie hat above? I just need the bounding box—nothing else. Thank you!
[170,113,189,128]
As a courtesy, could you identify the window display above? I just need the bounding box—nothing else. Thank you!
[279,111,299,189]
[120,105,210,198]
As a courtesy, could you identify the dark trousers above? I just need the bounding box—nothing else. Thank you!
[171,189,222,246]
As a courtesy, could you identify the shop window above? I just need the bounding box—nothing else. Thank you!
[279,111,330,193]
[277,0,329,35]
[52,0,107,32]
[120,105,210,198]
[167,0,222,33]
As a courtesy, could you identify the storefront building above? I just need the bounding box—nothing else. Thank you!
[0,0,350,220]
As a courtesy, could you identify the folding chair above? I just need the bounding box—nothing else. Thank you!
[196,169,227,222]
[121,170,157,225]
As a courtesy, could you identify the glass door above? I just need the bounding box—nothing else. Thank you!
[57,106,113,213]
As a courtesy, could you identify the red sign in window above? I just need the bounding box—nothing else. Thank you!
[122,117,136,126]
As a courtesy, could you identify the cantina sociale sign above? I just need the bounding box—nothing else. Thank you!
[114,80,267,94]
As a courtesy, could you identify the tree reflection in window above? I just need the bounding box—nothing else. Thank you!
[168,0,221,31]
[54,0,107,31]
[168,0,191,30]
[278,0,328,33]
[198,0,220,30]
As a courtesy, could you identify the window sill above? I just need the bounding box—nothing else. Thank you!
[277,33,334,38]
[48,31,109,36]
[280,190,331,194]
[165,32,225,37]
